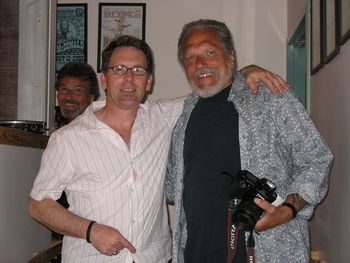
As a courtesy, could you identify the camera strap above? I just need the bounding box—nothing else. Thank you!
[246,230,256,263]
[227,200,238,263]
[227,200,256,263]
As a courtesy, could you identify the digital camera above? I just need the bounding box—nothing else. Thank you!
[230,170,278,231]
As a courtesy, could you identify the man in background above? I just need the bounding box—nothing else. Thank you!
[54,61,100,129]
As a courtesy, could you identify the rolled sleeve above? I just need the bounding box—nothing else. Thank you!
[277,91,333,218]
[30,132,74,201]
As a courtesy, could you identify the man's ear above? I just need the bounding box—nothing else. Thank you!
[230,51,236,70]
[100,72,108,91]
[145,74,153,92]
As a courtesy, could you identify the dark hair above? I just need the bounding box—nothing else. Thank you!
[55,61,100,100]
[101,35,154,75]
[177,19,235,67]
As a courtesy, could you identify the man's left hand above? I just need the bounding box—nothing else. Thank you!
[240,64,289,94]
[253,198,294,232]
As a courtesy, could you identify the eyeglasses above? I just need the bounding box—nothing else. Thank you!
[104,64,148,76]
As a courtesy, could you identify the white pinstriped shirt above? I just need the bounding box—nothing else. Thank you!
[30,98,184,263]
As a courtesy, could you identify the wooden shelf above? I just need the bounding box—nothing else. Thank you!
[0,126,48,149]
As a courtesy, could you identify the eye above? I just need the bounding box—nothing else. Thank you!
[184,54,194,62]
[58,86,68,93]
[74,87,85,94]
[114,65,126,74]
[206,49,215,56]
[132,67,147,75]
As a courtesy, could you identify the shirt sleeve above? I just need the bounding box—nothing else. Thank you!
[30,131,74,201]
[273,90,333,218]
[155,96,186,128]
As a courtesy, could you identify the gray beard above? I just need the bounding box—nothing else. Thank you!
[60,108,81,121]
[189,72,233,98]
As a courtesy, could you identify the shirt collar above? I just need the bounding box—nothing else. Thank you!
[80,100,148,132]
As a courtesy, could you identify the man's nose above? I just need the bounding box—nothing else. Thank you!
[195,56,207,68]
[124,69,135,80]
[64,90,75,98]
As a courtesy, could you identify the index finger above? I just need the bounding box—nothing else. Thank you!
[119,236,136,253]
[254,198,273,211]
[271,74,289,92]
[261,72,289,93]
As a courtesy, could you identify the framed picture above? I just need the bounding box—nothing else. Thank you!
[56,4,87,72]
[97,3,146,72]
[339,0,350,44]
[322,0,340,63]
[311,0,323,74]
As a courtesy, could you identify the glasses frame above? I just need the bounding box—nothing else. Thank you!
[104,64,149,76]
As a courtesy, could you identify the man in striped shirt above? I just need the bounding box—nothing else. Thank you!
[28,35,287,262]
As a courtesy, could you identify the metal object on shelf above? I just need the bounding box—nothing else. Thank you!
[0,120,47,134]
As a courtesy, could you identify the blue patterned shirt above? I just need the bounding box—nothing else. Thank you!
[165,72,333,263]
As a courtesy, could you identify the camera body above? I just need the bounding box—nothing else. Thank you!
[231,170,278,231]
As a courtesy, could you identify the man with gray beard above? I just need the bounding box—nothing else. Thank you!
[166,19,333,263]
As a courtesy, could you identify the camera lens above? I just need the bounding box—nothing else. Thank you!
[234,213,256,231]
[232,200,263,231]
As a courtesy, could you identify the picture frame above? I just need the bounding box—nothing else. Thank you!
[311,0,324,74]
[97,3,146,72]
[322,0,340,63]
[339,0,350,44]
[56,4,87,72]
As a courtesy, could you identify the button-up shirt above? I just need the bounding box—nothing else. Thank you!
[166,72,333,263]
[30,98,184,263]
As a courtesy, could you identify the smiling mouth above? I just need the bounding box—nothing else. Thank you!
[197,70,215,79]
[120,88,137,95]
[62,101,78,109]
[199,73,212,78]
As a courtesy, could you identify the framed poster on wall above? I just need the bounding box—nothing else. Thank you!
[322,0,339,63]
[339,0,350,44]
[97,3,146,72]
[56,4,87,72]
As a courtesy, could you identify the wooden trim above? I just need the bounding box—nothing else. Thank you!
[0,127,49,149]
[27,242,62,263]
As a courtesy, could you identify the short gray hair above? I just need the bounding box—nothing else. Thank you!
[177,19,235,67]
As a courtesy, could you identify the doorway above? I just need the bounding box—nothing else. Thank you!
[287,16,306,108]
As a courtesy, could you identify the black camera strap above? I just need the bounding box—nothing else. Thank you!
[246,230,256,263]
[227,199,256,263]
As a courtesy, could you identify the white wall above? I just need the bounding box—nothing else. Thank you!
[287,0,307,39]
[57,0,287,100]
[309,40,350,263]
[285,2,350,261]
[0,145,50,262]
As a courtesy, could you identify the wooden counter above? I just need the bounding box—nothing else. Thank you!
[0,126,49,149]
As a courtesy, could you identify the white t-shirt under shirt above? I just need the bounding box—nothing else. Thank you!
[30,98,184,263]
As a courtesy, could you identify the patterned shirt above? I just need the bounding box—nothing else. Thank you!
[31,98,184,263]
[165,72,333,263]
